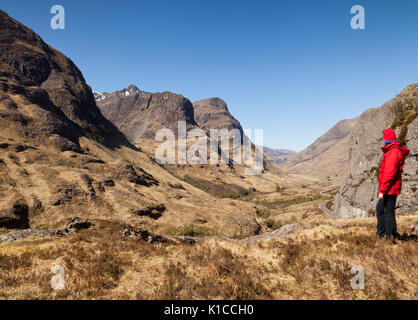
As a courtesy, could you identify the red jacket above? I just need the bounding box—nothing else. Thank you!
[378,142,410,195]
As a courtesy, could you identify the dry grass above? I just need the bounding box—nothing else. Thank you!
[0,213,416,300]
[181,174,254,199]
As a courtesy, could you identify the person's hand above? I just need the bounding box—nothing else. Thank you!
[379,193,384,199]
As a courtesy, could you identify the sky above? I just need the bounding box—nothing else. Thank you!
[2,0,418,151]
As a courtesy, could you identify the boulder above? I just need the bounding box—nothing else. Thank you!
[67,217,92,231]
[130,204,166,219]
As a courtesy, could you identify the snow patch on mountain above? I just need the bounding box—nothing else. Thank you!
[93,91,106,101]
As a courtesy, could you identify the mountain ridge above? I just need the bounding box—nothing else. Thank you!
[0,10,270,236]
[279,117,358,178]
[0,9,133,151]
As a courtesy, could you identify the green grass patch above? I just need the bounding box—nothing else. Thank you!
[164,225,217,237]
[256,194,332,210]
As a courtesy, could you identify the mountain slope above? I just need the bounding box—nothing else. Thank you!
[279,118,358,178]
[334,84,418,218]
[0,10,266,236]
[0,10,130,150]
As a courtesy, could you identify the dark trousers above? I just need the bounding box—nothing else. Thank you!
[376,195,397,238]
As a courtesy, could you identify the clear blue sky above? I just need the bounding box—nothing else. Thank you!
[2,0,418,151]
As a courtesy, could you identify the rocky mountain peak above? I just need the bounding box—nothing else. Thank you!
[192,97,243,137]
[118,85,142,97]
[96,87,197,141]
[193,97,229,112]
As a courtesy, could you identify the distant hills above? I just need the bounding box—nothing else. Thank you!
[279,118,358,178]
[262,147,297,165]
[94,84,360,180]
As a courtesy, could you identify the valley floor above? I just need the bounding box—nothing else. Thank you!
[0,197,416,300]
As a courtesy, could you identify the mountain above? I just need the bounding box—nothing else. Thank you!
[334,84,418,218]
[95,87,286,195]
[96,85,197,141]
[0,10,266,236]
[279,118,358,178]
[262,147,297,165]
[192,97,244,136]
[95,88,267,161]
[96,92,247,147]
[192,97,276,172]
[0,10,131,151]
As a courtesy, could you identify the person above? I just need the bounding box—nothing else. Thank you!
[376,128,410,243]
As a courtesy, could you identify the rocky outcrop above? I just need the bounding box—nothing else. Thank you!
[237,223,306,243]
[115,162,159,187]
[80,174,97,201]
[0,217,91,243]
[229,213,262,235]
[51,185,82,206]
[130,204,166,219]
[122,228,165,243]
[0,228,67,243]
[66,217,92,231]
[334,84,418,218]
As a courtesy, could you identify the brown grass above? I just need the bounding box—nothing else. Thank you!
[181,174,254,199]
[0,213,416,300]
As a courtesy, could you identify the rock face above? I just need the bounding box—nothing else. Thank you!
[96,85,197,141]
[192,97,244,137]
[0,10,131,150]
[130,204,166,219]
[280,118,358,177]
[334,84,418,218]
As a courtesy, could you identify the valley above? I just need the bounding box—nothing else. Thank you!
[0,9,416,301]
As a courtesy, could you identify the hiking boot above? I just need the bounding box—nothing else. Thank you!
[378,235,384,239]
[376,233,385,240]
[385,235,396,244]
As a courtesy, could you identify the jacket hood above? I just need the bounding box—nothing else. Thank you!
[381,141,410,156]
